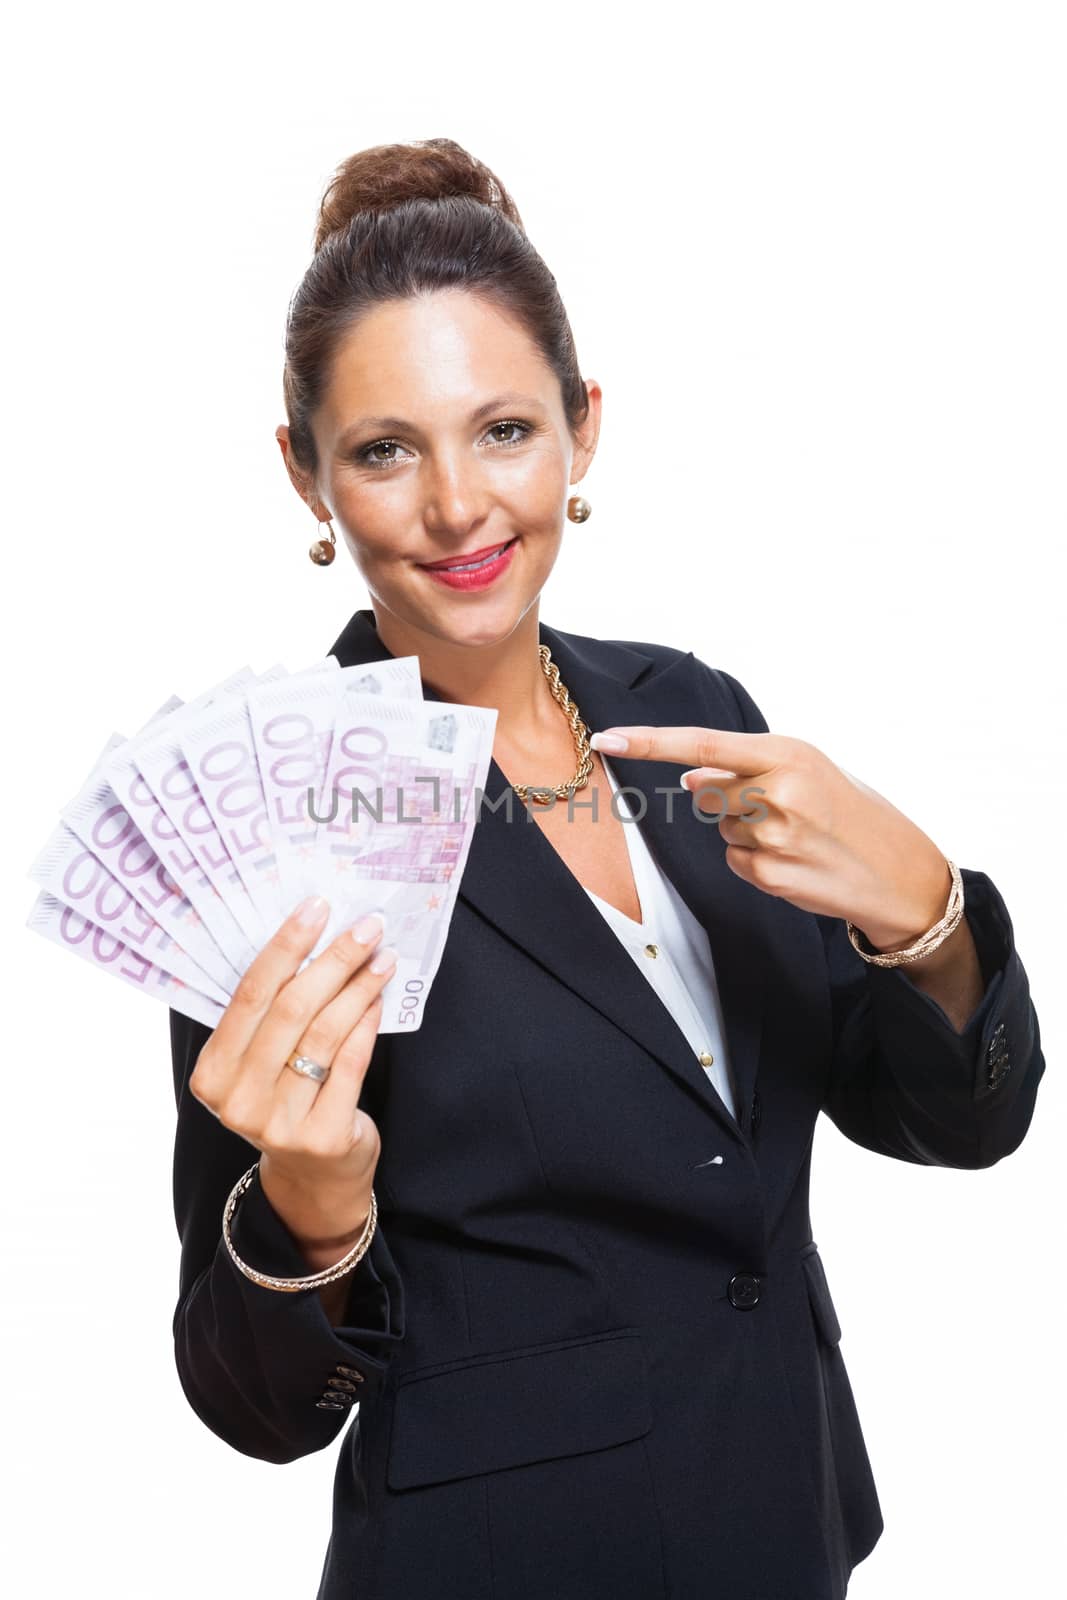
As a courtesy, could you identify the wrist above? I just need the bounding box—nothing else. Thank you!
[858,921,929,955]
[258,1154,372,1262]
[300,1230,370,1276]
[857,859,954,954]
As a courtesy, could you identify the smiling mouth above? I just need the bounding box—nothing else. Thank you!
[418,537,518,572]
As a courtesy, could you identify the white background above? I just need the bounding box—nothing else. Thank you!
[4,2,1062,1595]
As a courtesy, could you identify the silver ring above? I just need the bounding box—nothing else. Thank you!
[285,1051,331,1084]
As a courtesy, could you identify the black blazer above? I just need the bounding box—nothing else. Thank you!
[169,609,1045,1600]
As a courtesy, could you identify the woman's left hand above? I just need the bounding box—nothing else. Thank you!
[589,725,952,953]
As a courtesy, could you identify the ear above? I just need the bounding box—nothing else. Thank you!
[569,379,603,485]
[275,424,328,517]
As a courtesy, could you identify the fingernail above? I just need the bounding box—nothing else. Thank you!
[295,894,330,925]
[369,944,398,975]
[351,911,385,944]
[682,767,734,784]
[590,731,629,753]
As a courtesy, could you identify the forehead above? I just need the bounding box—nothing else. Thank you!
[318,290,557,434]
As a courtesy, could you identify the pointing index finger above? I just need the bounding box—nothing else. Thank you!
[589,725,777,776]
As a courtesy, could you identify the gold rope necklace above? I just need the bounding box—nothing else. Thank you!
[509,645,595,806]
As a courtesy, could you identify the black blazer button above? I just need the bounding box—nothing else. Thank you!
[335,1364,365,1383]
[728,1272,762,1309]
[315,1399,346,1411]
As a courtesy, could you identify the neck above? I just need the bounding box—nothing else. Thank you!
[369,602,560,748]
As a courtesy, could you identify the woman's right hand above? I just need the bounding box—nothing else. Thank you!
[188,894,397,1265]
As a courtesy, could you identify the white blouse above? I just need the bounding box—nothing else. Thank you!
[580,756,739,1125]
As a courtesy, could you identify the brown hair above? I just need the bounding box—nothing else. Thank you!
[281,137,590,476]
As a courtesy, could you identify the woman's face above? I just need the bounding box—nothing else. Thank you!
[280,289,601,650]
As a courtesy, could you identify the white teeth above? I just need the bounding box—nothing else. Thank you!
[438,541,512,573]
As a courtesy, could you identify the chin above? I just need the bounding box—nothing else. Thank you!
[409,590,539,652]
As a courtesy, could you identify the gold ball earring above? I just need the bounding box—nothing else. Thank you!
[567,495,592,523]
[309,518,337,566]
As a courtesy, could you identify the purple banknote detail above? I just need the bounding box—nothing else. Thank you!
[179,663,337,940]
[106,672,262,974]
[62,749,240,993]
[309,694,497,1031]
[135,695,276,952]
[28,823,232,1006]
[247,656,423,922]
[28,655,500,1040]
[27,890,225,1030]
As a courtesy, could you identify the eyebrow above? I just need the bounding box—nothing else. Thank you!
[337,392,546,445]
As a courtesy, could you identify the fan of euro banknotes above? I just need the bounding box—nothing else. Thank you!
[25,655,499,1033]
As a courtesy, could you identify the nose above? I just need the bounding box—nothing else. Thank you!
[421,446,492,541]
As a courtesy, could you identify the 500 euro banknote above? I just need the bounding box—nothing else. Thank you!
[309,692,497,1031]
[105,667,265,975]
[135,663,301,956]
[246,655,423,924]
[27,662,275,1026]
[62,733,240,994]
[26,655,497,1039]
[26,891,224,1030]
[27,818,231,1006]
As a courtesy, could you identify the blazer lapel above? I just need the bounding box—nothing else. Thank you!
[329,609,769,1150]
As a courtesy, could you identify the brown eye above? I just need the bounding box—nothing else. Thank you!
[359,438,408,470]
[487,420,531,446]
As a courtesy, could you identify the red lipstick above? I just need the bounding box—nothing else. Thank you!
[417,537,519,591]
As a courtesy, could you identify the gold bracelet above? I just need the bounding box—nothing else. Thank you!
[221,1162,378,1293]
[846,858,965,968]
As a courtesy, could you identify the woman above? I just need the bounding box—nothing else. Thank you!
[169,138,1045,1599]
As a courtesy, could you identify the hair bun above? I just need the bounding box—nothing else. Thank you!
[313,137,523,252]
